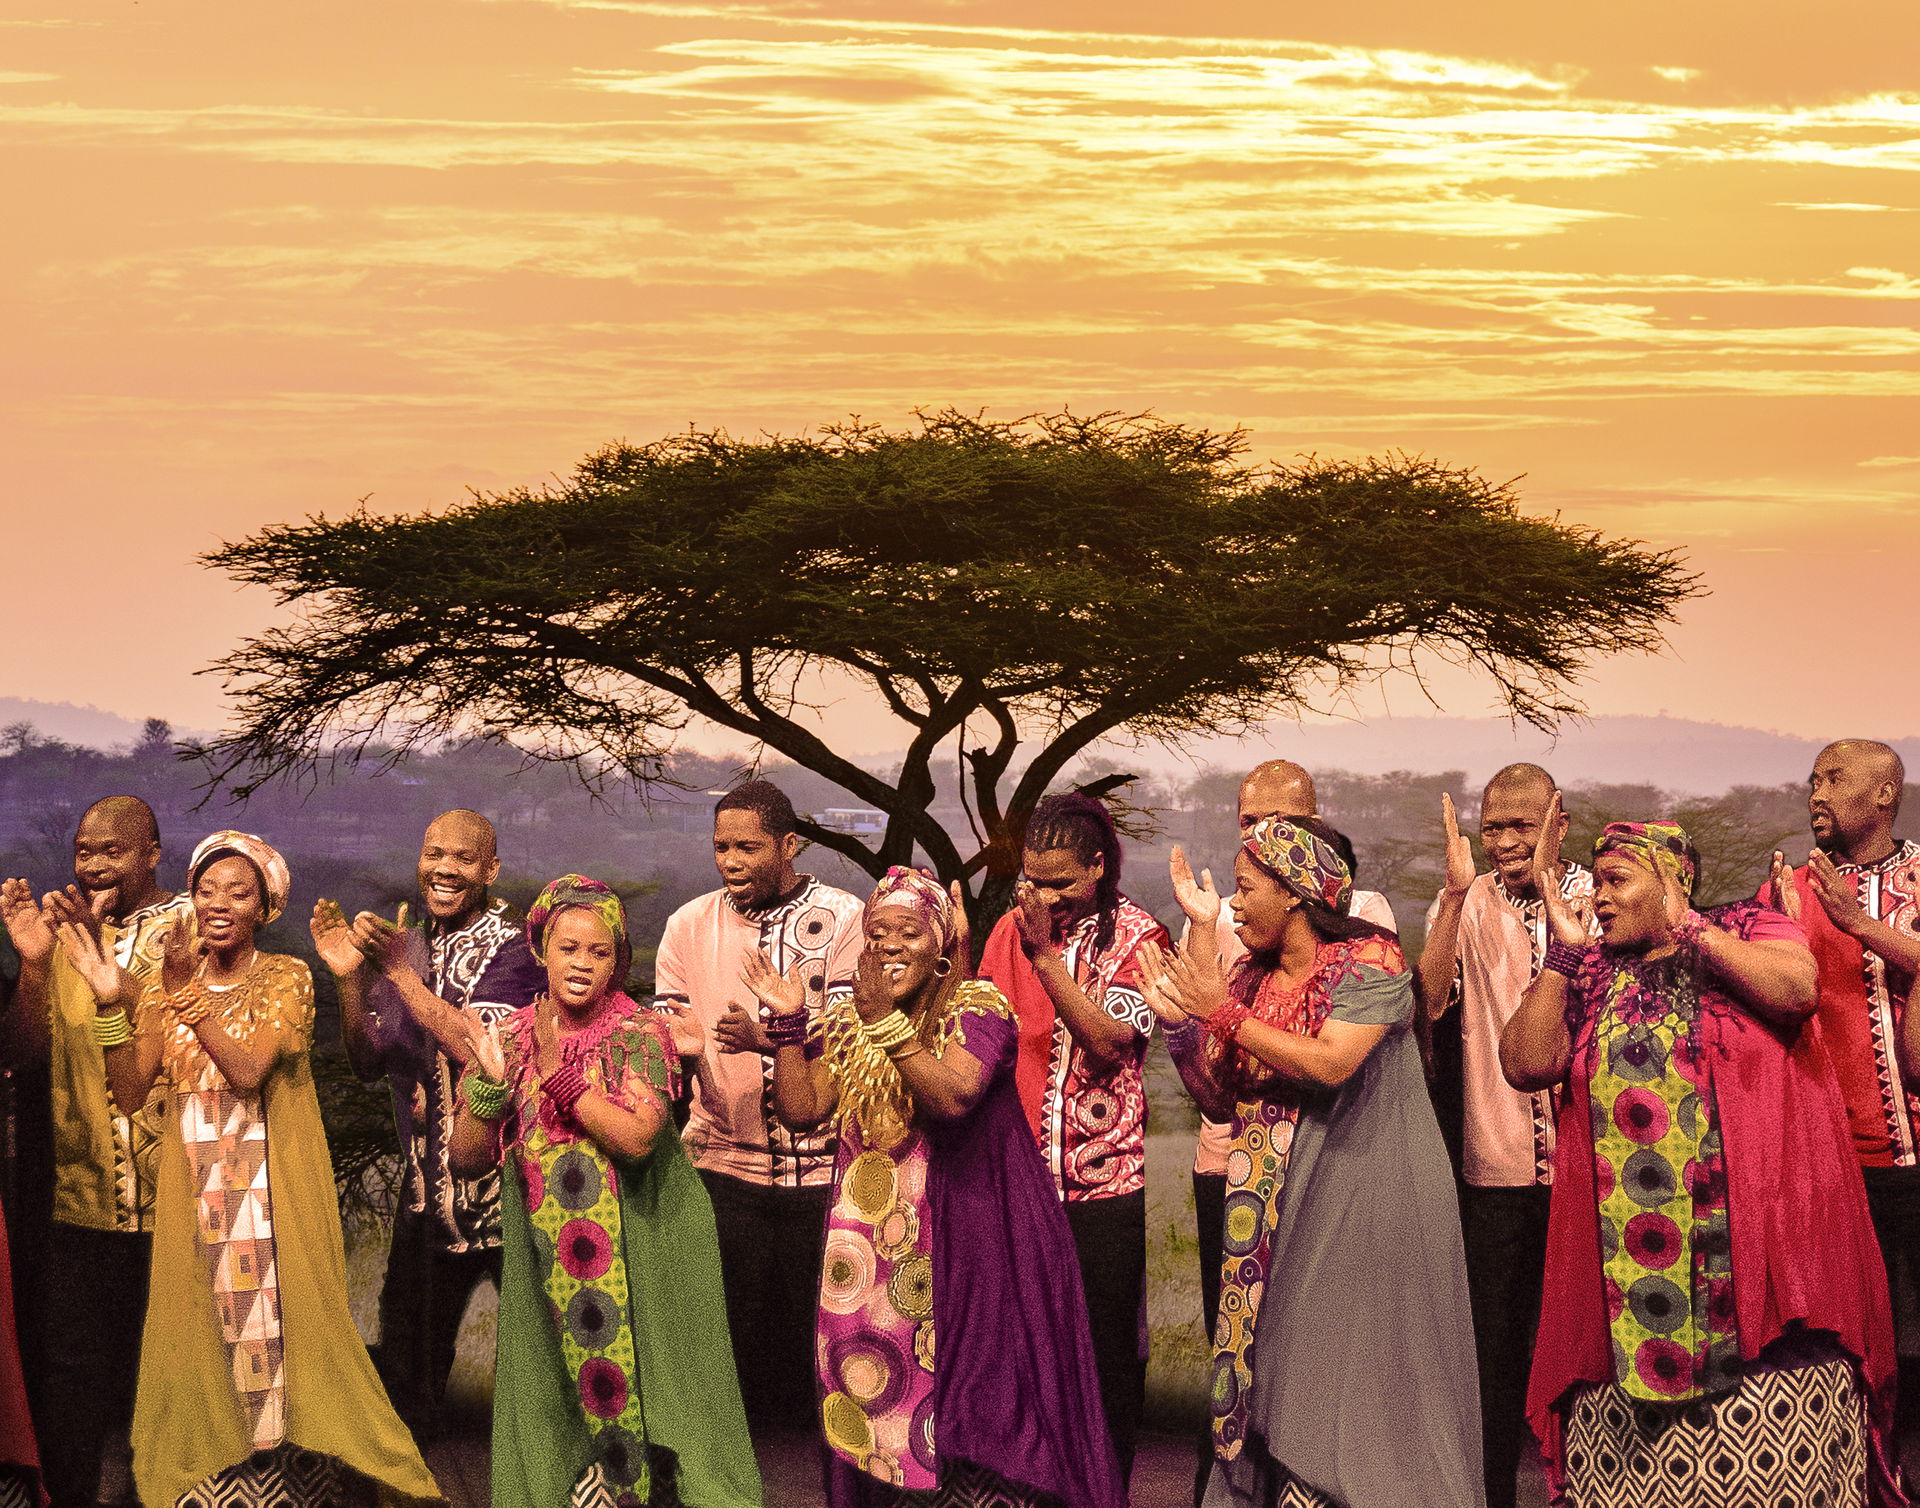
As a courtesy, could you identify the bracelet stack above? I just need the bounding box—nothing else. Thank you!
[1672,910,1709,950]
[765,1012,808,1050]
[1206,1003,1252,1045]
[541,1068,591,1121]
[1163,1016,1203,1061]
[542,1063,591,1123]
[861,1011,921,1060]
[461,1072,512,1122]
[1542,941,1585,979]
[91,1009,133,1049]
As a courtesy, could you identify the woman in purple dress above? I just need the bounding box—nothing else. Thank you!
[742,867,1123,1508]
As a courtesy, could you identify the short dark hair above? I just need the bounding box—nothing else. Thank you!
[80,794,161,846]
[714,779,799,839]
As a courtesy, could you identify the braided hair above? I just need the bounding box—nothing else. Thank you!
[1021,792,1124,952]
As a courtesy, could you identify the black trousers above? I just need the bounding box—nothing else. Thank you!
[371,1207,503,1439]
[31,1222,150,1508]
[1192,1170,1227,1507]
[1064,1189,1146,1486]
[699,1169,830,1434]
[1461,1183,1553,1508]
[1865,1164,1920,1423]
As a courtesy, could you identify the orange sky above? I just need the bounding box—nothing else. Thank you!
[3,0,1916,752]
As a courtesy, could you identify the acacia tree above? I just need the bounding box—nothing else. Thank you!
[196,410,1700,928]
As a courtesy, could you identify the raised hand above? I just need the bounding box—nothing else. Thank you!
[309,898,366,978]
[0,879,55,964]
[1169,847,1221,929]
[1767,851,1803,922]
[1534,794,1586,947]
[740,951,807,1017]
[56,921,127,1007]
[469,1020,508,1083]
[351,903,413,978]
[1659,865,1693,934]
[1806,849,1868,935]
[654,997,706,1059]
[851,949,897,1025]
[1163,936,1229,1022]
[1441,792,1476,898]
[1136,940,1188,1025]
[43,884,107,947]
[1012,880,1059,957]
[159,916,202,996]
[947,881,972,977]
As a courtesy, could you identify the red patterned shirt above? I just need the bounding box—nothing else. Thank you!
[980,898,1171,1201]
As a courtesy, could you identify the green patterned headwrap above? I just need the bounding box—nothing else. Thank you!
[526,873,631,973]
[1593,821,1698,898]
[1242,816,1353,915]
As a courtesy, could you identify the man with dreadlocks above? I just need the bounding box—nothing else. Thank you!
[977,791,1171,1481]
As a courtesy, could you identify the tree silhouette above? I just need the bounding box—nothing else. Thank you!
[196,410,1701,927]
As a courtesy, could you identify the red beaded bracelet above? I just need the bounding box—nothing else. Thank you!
[1207,1003,1252,1044]
[543,1063,591,1122]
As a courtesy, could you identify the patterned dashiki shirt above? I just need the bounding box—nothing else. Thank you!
[1834,839,1920,1165]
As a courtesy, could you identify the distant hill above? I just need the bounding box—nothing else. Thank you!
[0,698,217,749]
[1130,714,1920,794]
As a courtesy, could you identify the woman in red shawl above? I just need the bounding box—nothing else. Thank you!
[1502,804,1904,1508]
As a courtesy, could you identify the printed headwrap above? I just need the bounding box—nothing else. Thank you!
[188,830,291,924]
[864,866,956,957]
[1594,821,1697,898]
[526,873,631,969]
[1242,815,1353,914]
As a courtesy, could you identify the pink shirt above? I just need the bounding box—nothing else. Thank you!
[653,878,866,1187]
[1188,889,1396,1175]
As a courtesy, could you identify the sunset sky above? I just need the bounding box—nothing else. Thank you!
[3,0,1917,757]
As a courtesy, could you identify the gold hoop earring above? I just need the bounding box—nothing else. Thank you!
[932,958,952,977]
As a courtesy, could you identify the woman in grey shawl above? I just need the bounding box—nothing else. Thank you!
[1145,815,1483,1508]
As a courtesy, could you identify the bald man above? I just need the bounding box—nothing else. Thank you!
[1167,761,1396,1505]
[1762,740,1920,1405]
[313,808,544,1439]
[0,796,194,1508]
[1419,763,1597,1508]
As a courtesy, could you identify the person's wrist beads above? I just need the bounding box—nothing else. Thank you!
[862,1011,918,1055]
[91,1008,133,1049]
[1206,1003,1251,1044]
[1542,941,1584,979]
[461,1071,511,1121]
[765,1011,808,1050]
[1672,910,1708,948]
[1163,1016,1203,1059]
[543,1064,590,1121]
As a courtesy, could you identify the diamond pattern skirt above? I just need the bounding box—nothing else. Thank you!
[1563,1356,1866,1508]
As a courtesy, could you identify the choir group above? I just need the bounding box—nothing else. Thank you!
[0,738,1913,1508]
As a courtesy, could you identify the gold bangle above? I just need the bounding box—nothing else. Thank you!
[862,1011,918,1054]
[886,1042,925,1065]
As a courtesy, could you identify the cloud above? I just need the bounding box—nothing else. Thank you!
[1777,201,1913,212]
[1859,455,1920,468]
[1651,66,1700,84]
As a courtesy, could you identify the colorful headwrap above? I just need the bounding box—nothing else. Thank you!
[1593,821,1698,898]
[865,866,957,957]
[1242,815,1353,915]
[526,873,631,968]
[188,830,291,924]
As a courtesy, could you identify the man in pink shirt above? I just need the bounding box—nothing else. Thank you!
[1168,760,1395,1506]
[1419,762,1597,1508]
[651,780,866,1433]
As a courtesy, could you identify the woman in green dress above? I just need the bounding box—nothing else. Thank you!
[449,874,761,1508]
[60,829,441,1508]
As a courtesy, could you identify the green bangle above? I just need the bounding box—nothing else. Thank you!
[461,1071,511,1121]
[92,1009,134,1049]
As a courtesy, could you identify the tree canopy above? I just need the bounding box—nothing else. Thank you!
[198,409,1702,925]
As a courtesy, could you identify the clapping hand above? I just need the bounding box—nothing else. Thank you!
[469,1020,508,1083]
[43,884,107,947]
[56,920,130,1009]
[159,916,203,996]
[1767,851,1803,922]
[1012,880,1060,958]
[0,879,54,965]
[1535,794,1586,948]
[1806,849,1868,936]
[1441,793,1477,898]
[1169,847,1220,929]
[1136,940,1189,1026]
[948,881,972,978]
[309,898,367,978]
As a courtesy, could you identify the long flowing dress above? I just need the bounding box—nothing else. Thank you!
[811,981,1125,1508]
[1202,937,1484,1508]
[0,1206,40,1508]
[490,994,762,1508]
[1527,901,1905,1508]
[132,954,441,1508]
